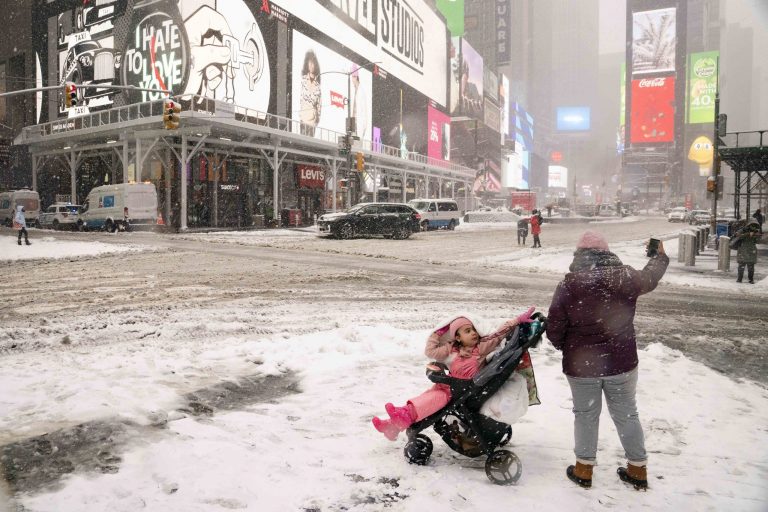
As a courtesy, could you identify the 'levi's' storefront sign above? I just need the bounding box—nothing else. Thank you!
[296,165,326,188]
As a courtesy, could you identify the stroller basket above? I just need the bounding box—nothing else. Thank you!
[402,313,547,485]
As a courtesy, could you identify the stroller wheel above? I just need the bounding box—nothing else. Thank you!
[485,449,522,485]
[404,434,433,465]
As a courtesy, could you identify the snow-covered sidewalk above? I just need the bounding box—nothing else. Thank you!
[478,232,767,293]
[0,233,146,262]
[3,319,766,511]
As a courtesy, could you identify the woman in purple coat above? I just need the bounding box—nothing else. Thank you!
[546,230,668,490]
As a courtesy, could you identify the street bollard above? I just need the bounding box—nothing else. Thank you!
[684,233,697,266]
[699,227,707,252]
[718,235,731,271]
[693,229,701,255]
[678,233,686,263]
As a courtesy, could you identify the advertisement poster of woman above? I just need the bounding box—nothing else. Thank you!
[291,30,372,141]
[299,50,322,136]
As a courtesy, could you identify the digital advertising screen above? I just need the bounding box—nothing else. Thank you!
[372,71,427,158]
[427,102,451,162]
[500,74,510,138]
[548,165,568,189]
[556,107,591,131]
[459,39,484,119]
[35,0,278,121]
[630,76,675,143]
[632,8,676,75]
[291,30,373,140]
[688,51,718,124]
[502,152,527,189]
[275,0,448,107]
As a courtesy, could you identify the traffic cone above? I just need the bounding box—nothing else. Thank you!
[157,212,165,226]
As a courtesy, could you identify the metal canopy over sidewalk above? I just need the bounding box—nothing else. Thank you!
[719,130,768,216]
[15,95,476,230]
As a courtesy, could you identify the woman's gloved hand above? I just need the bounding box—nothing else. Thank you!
[516,306,536,324]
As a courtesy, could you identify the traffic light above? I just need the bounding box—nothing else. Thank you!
[64,82,77,108]
[706,177,716,193]
[163,99,181,130]
[355,152,364,171]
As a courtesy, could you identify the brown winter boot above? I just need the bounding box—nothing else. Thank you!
[617,463,648,490]
[566,462,593,488]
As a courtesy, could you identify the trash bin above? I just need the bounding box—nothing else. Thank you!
[716,219,729,239]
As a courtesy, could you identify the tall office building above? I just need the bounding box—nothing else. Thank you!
[0,0,34,190]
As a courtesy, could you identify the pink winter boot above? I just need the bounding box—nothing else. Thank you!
[372,417,400,441]
[385,403,415,430]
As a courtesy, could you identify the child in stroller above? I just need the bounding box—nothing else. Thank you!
[373,312,545,485]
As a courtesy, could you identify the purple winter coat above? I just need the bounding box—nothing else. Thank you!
[546,250,669,378]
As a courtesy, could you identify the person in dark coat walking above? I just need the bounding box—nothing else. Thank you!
[732,219,760,283]
[546,230,669,490]
[752,208,763,234]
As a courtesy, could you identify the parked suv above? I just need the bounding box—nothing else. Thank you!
[408,198,461,230]
[39,203,82,230]
[317,203,421,239]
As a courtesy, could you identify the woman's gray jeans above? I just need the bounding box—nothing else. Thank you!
[566,368,647,466]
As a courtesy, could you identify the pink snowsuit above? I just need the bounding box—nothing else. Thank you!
[407,320,519,421]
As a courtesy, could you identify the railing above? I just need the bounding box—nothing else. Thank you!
[721,130,767,148]
[22,95,475,177]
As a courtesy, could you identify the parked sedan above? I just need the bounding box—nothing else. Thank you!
[688,209,713,225]
[667,207,689,222]
[317,203,421,239]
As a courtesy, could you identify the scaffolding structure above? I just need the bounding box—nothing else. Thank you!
[15,95,476,230]
[718,130,768,218]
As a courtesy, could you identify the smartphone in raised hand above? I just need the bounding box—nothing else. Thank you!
[646,237,660,257]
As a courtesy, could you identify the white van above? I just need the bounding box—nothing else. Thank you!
[0,189,41,227]
[408,198,461,231]
[80,183,158,232]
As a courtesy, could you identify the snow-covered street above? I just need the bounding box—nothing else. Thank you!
[1,217,766,511]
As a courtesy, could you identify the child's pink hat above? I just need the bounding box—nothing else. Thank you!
[449,317,474,339]
[576,230,609,251]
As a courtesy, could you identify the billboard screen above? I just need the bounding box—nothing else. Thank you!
[428,102,451,161]
[35,0,278,121]
[502,152,527,189]
[484,97,500,133]
[632,8,676,75]
[556,107,591,131]
[548,166,568,189]
[274,0,448,106]
[500,74,510,138]
[291,30,373,140]
[372,70,427,158]
[688,51,718,124]
[630,76,675,143]
[449,37,461,115]
[459,39,484,119]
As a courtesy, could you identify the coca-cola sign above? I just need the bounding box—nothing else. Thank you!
[638,77,667,88]
[630,77,675,144]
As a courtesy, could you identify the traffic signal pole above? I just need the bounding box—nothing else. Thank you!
[346,72,353,209]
